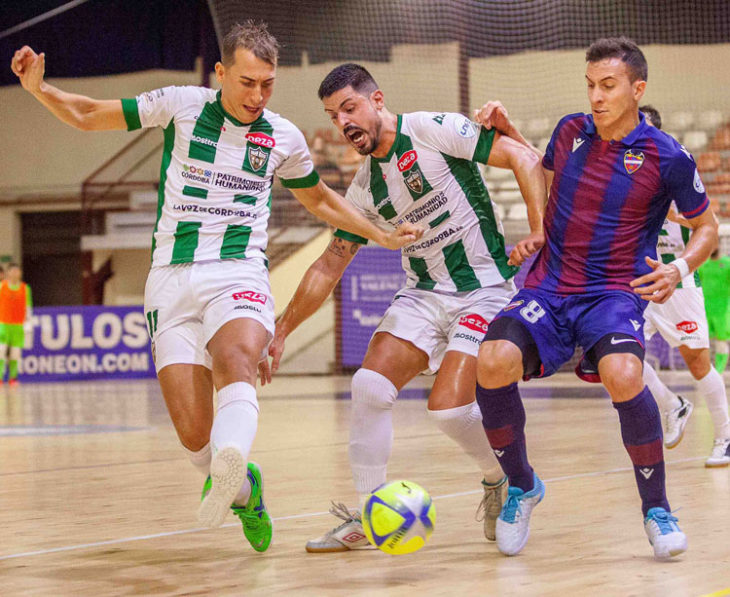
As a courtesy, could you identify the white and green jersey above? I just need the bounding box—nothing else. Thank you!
[656,201,700,288]
[121,86,319,267]
[335,112,516,292]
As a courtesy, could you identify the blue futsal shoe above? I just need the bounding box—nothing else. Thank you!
[644,507,687,559]
[495,473,545,556]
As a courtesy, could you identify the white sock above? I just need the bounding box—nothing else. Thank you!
[211,382,258,505]
[643,362,681,411]
[696,367,730,439]
[182,442,211,477]
[427,402,503,484]
[349,368,397,504]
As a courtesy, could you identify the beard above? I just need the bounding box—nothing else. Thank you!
[344,119,381,155]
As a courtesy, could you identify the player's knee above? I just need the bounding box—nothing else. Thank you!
[600,353,644,399]
[351,368,397,410]
[212,340,258,379]
[477,340,522,387]
[683,350,711,379]
[0,344,7,360]
[8,346,21,361]
[177,424,211,452]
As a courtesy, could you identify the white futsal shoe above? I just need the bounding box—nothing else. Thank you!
[644,507,687,559]
[305,502,372,553]
[705,438,730,467]
[476,476,508,541]
[664,396,693,449]
[495,473,545,556]
[198,446,248,528]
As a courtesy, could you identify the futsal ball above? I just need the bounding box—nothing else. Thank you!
[362,480,436,555]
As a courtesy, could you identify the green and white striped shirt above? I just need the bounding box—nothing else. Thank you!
[656,201,700,288]
[122,86,319,267]
[335,112,516,292]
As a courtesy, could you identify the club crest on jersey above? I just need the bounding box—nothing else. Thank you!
[247,145,269,172]
[404,169,424,194]
[624,150,645,174]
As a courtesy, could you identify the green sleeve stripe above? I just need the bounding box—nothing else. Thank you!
[121,98,142,131]
[183,186,208,199]
[280,169,320,189]
[334,229,368,244]
[472,127,496,164]
[26,285,33,308]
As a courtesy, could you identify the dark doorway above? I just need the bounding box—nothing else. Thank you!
[21,211,82,306]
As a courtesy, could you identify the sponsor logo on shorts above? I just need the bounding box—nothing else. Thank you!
[453,332,480,343]
[233,291,267,304]
[245,132,276,149]
[503,300,524,312]
[459,314,489,334]
[676,320,698,334]
[397,150,418,172]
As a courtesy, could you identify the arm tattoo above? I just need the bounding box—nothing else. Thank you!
[327,237,347,258]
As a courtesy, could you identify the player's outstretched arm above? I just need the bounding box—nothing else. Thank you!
[258,236,361,385]
[289,181,423,250]
[486,133,548,265]
[631,208,718,304]
[11,46,126,131]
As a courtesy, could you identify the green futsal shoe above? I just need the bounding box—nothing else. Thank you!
[231,462,273,552]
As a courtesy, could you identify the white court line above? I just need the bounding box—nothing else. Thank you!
[0,456,706,562]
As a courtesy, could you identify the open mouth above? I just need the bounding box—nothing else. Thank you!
[243,105,262,114]
[345,126,367,149]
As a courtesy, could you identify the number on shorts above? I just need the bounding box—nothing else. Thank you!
[520,300,545,324]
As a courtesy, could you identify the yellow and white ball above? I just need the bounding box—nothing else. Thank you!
[362,480,436,555]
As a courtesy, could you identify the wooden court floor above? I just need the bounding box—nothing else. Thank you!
[1,372,729,596]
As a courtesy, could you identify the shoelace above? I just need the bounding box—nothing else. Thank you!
[648,510,679,535]
[327,501,361,531]
[475,480,504,523]
[500,493,523,524]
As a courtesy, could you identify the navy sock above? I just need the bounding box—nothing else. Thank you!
[613,386,670,517]
[475,382,534,492]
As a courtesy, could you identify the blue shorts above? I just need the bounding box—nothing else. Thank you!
[493,288,646,378]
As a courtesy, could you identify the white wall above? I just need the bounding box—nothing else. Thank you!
[0,70,200,195]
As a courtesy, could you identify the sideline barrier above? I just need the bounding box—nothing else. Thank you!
[16,306,155,382]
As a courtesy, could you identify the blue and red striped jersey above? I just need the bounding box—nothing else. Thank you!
[525,112,709,295]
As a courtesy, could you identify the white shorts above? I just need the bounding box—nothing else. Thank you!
[374,282,515,374]
[143,259,275,372]
[644,287,709,349]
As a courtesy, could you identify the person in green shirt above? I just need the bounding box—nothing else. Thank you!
[698,249,730,372]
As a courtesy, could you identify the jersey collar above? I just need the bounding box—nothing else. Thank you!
[215,90,265,128]
[372,114,403,163]
[582,111,649,146]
